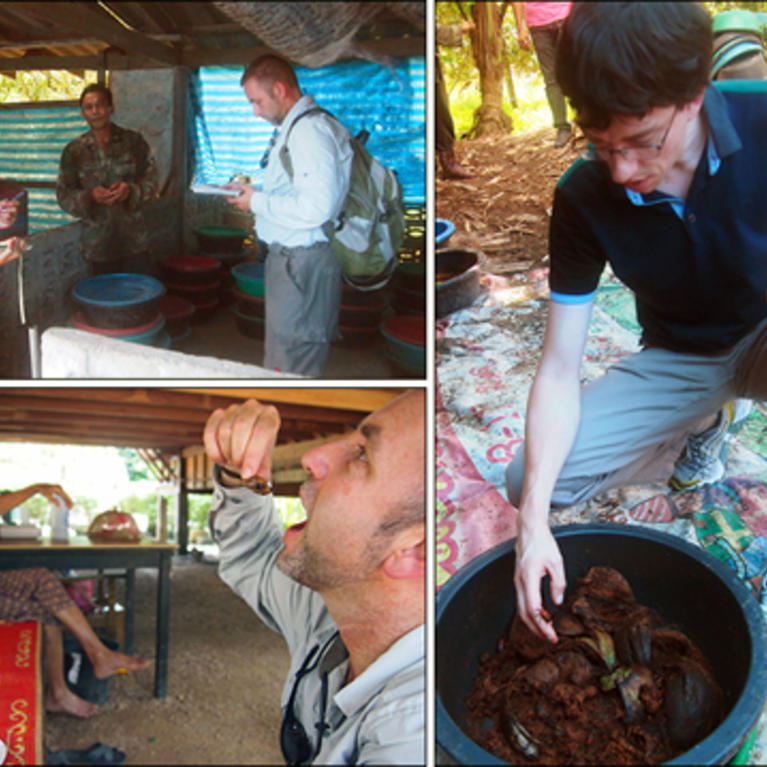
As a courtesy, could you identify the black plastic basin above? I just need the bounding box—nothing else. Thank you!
[436,249,481,318]
[436,523,767,765]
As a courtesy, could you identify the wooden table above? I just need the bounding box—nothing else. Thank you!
[0,537,176,698]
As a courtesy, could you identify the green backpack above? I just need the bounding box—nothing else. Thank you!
[279,107,405,291]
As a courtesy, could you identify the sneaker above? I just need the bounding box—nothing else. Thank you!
[669,399,753,491]
[554,126,572,148]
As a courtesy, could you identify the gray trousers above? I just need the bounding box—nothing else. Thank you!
[264,241,341,377]
[506,316,767,508]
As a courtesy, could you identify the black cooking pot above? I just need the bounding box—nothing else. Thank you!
[437,523,767,765]
[436,249,481,318]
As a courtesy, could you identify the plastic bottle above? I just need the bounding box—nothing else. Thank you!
[50,493,69,542]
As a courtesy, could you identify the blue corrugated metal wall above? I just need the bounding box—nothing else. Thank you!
[0,56,425,234]
[0,105,83,232]
[189,57,426,204]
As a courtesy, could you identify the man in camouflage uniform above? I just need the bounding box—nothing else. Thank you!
[57,83,158,275]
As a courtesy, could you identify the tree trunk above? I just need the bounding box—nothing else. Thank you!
[468,2,513,138]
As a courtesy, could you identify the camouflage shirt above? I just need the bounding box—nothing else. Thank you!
[56,123,158,263]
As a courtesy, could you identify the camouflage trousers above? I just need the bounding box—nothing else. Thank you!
[80,207,150,273]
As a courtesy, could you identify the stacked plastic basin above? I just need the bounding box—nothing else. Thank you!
[193,225,251,305]
[338,282,388,346]
[389,260,425,317]
[380,313,425,376]
[157,294,196,344]
[230,261,265,339]
[71,273,169,347]
[436,218,455,249]
[160,255,221,325]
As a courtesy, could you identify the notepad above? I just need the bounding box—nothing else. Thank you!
[190,183,242,197]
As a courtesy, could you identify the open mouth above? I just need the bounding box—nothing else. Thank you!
[282,519,307,545]
[626,177,651,192]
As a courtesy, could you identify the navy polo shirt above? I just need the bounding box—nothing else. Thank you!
[548,81,767,353]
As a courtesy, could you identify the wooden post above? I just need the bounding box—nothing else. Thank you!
[176,456,189,555]
[157,495,168,543]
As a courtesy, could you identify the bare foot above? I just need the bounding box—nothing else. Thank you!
[91,648,151,680]
[45,688,99,718]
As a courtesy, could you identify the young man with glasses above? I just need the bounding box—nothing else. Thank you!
[203,392,425,764]
[505,2,767,643]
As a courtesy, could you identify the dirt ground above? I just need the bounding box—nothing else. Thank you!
[44,554,291,765]
[436,127,580,276]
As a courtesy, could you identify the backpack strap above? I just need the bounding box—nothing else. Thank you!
[278,106,334,179]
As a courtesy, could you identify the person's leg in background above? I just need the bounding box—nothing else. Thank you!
[436,55,473,180]
[0,568,149,718]
[529,21,572,147]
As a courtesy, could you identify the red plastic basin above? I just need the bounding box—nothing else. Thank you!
[380,314,425,346]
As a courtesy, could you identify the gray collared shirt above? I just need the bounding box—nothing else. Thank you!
[209,473,425,765]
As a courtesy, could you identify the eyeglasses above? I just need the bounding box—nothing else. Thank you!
[574,107,678,163]
[280,632,338,766]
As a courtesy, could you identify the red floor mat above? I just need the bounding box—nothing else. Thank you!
[0,620,43,765]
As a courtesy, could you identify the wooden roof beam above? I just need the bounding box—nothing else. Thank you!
[14,3,179,65]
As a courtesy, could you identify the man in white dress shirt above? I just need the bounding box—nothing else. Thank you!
[203,391,425,764]
[227,55,353,377]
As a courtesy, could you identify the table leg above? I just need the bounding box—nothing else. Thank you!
[125,568,135,655]
[154,551,172,698]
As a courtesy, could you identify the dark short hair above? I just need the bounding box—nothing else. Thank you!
[556,2,712,130]
[240,54,299,91]
[79,83,113,107]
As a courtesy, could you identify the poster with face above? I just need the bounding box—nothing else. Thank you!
[0,182,28,242]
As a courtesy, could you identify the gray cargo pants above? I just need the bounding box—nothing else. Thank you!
[264,241,341,377]
[506,315,767,508]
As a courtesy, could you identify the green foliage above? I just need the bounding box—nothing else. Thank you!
[187,494,212,532]
[117,448,153,482]
[120,492,157,519]
[0,69,98,103]
[437,1,558,136]
[113,492,303,537]
[438,1,767,138]
[274,496,307,531]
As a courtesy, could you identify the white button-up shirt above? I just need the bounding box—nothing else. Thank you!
[209,474,425,765]
[249,94,353,249]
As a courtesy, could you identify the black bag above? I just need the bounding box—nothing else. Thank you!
[62,633,120,705]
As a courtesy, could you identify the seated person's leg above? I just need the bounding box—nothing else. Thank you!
[43,623,99,719]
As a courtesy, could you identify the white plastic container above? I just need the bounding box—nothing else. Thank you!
[50,493,69,542]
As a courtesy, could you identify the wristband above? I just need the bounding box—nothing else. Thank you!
[218,465,272,495]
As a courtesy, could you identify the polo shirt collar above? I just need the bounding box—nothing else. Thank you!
[704,83,742,158]
[624,84,741,209]
[331,624,423,718]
